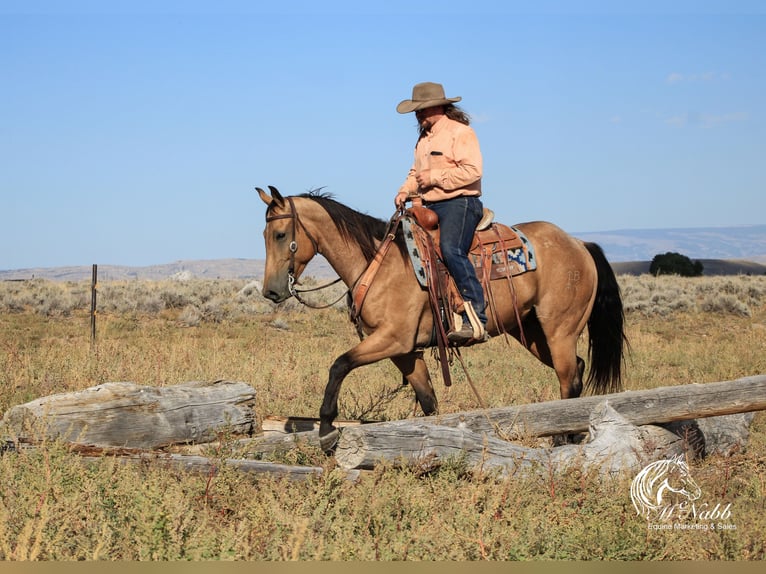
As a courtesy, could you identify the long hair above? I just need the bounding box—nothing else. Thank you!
[418,104,471,138]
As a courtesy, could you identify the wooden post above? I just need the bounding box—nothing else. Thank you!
[90,264,97,347]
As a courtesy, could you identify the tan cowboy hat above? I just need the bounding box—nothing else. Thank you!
[396,82,462,114]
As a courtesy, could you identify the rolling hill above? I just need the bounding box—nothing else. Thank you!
[2,224,765,281]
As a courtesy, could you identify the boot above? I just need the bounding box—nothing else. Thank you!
[447,310,489,346]
[447,321,477,345]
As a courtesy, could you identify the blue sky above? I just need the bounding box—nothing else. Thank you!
[2,1,764,269]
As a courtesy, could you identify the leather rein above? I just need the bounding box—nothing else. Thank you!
[265,196,405,317]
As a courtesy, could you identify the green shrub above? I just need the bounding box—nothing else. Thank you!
[650,252,704,277]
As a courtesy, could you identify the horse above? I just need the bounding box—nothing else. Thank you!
[257,186,627,451]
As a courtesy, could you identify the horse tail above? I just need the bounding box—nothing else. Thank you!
[584,242,627,394]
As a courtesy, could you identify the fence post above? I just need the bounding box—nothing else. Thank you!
[90,264,98,347]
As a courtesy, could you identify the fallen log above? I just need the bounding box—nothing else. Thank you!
[80,450,360,482]
[334,402,756,476]
[3,442,361,482]
[260,416,365,437]
[173,430,323,457]
[412,375,766,439]
[1,380,256,449]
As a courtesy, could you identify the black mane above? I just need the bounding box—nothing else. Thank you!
[299,191,404,262]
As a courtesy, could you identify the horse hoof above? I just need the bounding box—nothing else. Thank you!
[319,428,340,454]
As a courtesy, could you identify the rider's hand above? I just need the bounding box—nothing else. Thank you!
[415,169,432,189]
[394,191,409,209]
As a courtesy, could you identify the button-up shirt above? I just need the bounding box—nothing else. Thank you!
[398,115,482,203]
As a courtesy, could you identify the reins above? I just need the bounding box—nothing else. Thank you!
[348,209,405,322]
[265,196,490,412]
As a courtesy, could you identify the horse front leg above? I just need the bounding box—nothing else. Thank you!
[318,352,355,452]
[318,331,410,453]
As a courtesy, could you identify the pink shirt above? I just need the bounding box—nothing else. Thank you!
[398,115,482,203]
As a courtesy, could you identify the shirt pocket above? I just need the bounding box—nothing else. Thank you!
[428,150,453,171]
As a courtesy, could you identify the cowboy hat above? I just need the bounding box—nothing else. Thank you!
[396,82,462,114]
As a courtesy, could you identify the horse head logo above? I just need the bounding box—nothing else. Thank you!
[630,454,702,519]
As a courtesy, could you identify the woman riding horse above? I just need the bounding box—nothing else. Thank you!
[258,186,626,451]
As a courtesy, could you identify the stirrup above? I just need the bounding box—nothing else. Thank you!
[448,305,489,346]
[464,302,486,340]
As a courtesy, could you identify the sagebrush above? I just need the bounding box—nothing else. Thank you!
[0,274,764,560]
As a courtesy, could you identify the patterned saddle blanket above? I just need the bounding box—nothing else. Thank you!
[402,217,537,289]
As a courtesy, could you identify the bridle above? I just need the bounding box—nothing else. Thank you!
[265,196,345,308]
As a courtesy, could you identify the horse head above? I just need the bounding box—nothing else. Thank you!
[257,185,318,303]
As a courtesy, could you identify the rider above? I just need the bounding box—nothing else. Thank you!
[394,82,488,345]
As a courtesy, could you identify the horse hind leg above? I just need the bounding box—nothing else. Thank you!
[390,352,438,416]
[547,340,590,446]
[516,315,586,444]
[548,336,585,400]
[519,310,585,400]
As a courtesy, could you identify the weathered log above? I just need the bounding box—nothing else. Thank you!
[79,451,360,482]
[174,430,323,456]
[334,401,756,476]
[2,443,360,482]
[260,416,364,437]
[1,380,256,449]
[414,375,766,438]
[333,376,765,473]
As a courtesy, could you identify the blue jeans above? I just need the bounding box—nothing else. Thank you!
[427,196,486,324]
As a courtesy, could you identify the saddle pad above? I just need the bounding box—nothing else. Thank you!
[404,218,537,287]
[402,217,429,288]
[470,224,537,279]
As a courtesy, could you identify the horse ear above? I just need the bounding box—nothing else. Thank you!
[256,186,285,208]
[268,185,284,205]
[255,187,272,206]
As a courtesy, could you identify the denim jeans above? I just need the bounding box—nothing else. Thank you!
[427,196,487,324]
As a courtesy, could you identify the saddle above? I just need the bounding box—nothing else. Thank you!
[348,202,535,387]
[402,204,535,365]
[405,204,535,305]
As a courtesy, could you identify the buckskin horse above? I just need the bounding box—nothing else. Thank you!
[257,186,626,451]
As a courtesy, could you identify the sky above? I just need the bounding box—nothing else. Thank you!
[2,1,765,269]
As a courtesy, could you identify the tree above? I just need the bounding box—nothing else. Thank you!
[649,252,704,277]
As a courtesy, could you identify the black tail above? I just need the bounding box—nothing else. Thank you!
[584,242,627,394]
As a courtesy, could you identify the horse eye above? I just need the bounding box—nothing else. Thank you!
[275,231,286,241]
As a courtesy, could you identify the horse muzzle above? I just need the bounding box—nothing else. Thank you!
[262,285,290,303]
[261,274,292,303]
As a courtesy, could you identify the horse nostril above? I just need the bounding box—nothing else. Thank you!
[264,290,281,303]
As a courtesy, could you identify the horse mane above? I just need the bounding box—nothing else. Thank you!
[298,190,405,262]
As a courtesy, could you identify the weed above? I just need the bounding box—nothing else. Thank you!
[0,276,764,559]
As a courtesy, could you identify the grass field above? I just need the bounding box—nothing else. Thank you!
[0,275,764,560]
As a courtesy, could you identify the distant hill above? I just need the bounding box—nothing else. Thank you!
[2,224,765,281]
[0,258,335,282]
[3,255,764,282]
[611,259,766,276]
[574,224,766,262]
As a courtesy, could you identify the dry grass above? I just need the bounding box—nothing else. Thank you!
[0,275,765,560]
